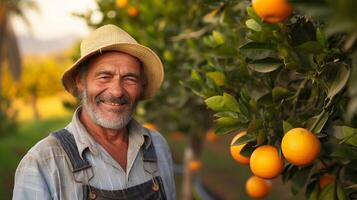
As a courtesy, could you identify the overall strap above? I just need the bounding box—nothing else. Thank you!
[142,128,158,163]
[142,128,162,193]
[52,129,92,172]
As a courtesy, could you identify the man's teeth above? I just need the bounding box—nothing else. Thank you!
[102,101,122,106]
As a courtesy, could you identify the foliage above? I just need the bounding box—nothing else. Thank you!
[183,0,357,199]
[16,57,65,99]
[0,0,37,137]
[75,0,357,198]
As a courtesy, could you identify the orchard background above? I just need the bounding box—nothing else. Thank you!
[1,0,357,199]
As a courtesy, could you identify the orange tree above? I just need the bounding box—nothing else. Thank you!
[183,0,357,199]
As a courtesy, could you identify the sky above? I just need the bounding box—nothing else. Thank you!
[12,0,98,40]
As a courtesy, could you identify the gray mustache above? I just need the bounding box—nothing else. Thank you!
[96,94,130,105]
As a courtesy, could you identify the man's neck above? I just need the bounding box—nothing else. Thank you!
[78,108,129,171]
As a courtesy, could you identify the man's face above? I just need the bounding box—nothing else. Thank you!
[78,51,143,129]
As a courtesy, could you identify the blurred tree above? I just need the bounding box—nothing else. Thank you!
[0,0,38,91]
[16,56,65,120]
[0,0,37,137]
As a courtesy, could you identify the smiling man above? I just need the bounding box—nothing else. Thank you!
[13,24,176,200]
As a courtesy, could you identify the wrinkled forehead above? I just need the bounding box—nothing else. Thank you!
[78,51,144,77]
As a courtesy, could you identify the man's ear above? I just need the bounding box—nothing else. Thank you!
[75,72,85,92]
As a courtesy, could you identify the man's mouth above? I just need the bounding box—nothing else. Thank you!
[99,100,127,106]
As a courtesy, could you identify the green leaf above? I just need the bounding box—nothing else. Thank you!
[283,121,294,133]
[316,28,328,48]
[215,126,241,135]
[256,129,266,146]
[248,57,283,73]
[205,95,225,111]
[330,144,357,161]
[326,63,350,99]
[336,181,348,200]
[318,182,336,200]
[232,133,256,146]
[291,165,313,195]
[212,31,225,45]
[246,6,261,22]
[257,92,273,105]
[298,41,324,54]
[272,86,292,102]
[240,142,256,157]
[215,117,240,126]
[309,110,330,134]
[247,119,263,135]
[333,126,357,147]
[306,181,319,200]
[240,42,276,60]
[206,71,226,86]
[191,69,202,81]
[214,111,238,118]
[246,19,261,32]
[223,93,241,112]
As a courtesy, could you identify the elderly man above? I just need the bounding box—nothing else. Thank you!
[13,24,176,200]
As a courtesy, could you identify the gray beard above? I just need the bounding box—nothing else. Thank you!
[81,90,133,130]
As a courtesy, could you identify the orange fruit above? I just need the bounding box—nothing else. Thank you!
[127,6,139,17]
[250,145,284,179]
[206,129,218,142]
[188,159,202,172]
[143,123,158,131]
[281,128,320,166]
[246,175,271,199]
[115,0,128,8]
[252,0,292,23]
[230,131,250,165]
[319,174,336,188]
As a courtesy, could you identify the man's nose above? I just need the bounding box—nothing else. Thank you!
[108,79,125,97]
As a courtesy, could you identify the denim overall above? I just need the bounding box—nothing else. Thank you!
[52,129,167,200]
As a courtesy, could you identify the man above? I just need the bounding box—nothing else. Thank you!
[13,24,176,200]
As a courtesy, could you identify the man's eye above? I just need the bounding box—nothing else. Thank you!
[124,77,139,83]
[98,75,110,80]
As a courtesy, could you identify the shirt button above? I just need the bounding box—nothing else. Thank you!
[89,191,97,199]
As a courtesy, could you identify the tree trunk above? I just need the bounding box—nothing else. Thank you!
[181,133,206,200]
[181,145,193,200]
[30,95,40,120]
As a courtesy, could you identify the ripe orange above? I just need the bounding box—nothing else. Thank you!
[143,122,158,131]
[206,129,218,142]
[319,174,335,188]
[246,176,271,199]
[115,0,128,8]
[189,159,203,172]
[127,6,139,17]
[230,131,250,165]
[252,0,292,23]
[250,145,284,179]
[281,128,321,166]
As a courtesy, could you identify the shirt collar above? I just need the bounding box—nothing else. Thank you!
[66,107,152,159]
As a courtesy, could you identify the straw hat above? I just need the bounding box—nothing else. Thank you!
[61,24,164,99]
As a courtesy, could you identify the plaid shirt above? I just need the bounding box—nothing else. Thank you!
[13,108,176,200]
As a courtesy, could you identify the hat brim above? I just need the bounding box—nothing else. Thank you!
[62,43,164,99]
